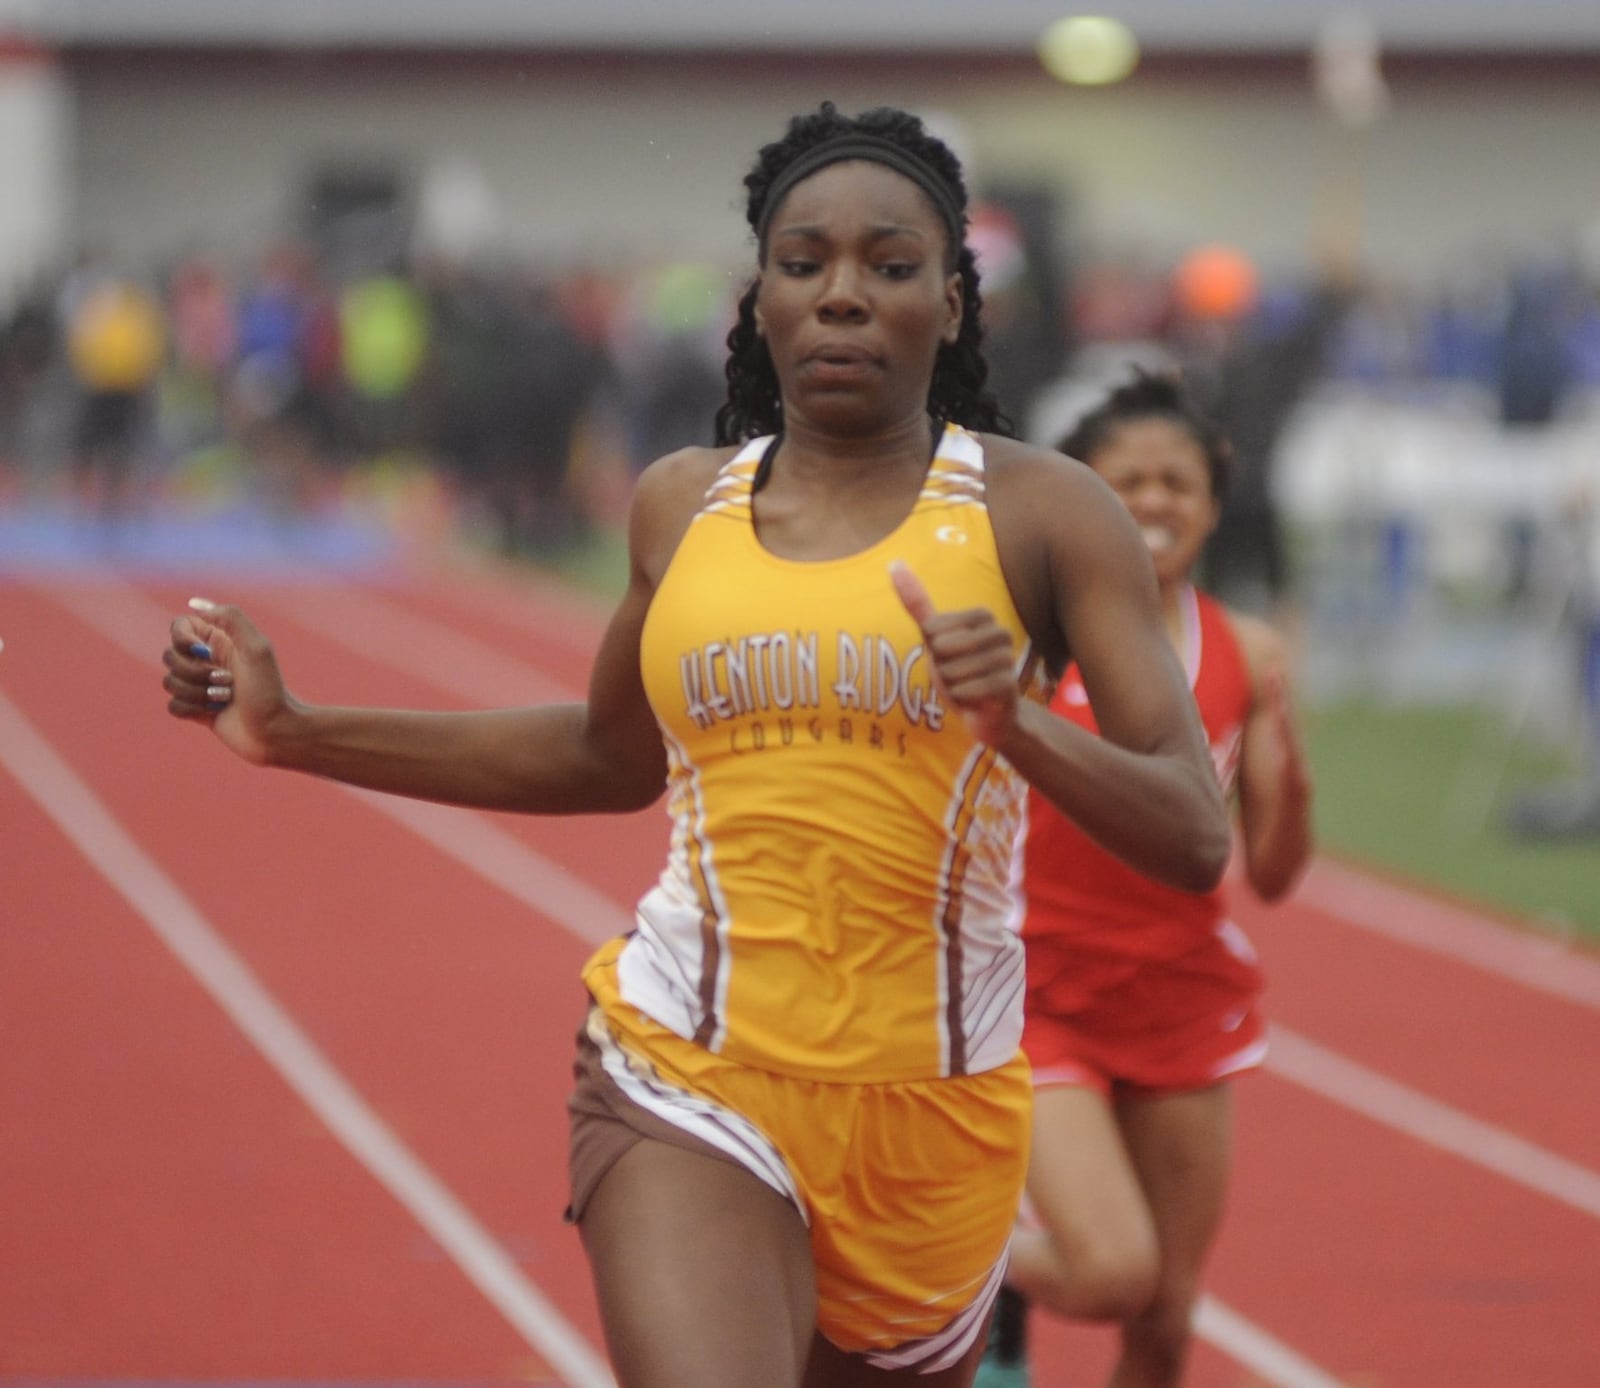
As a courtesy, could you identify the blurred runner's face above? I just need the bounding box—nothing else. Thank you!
[1089,419,1220,586]
[756,160,962,433]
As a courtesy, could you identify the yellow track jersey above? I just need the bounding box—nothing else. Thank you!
[586,423,1040,1082]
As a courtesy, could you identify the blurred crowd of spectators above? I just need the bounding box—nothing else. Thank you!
[1011,232,1600,613]
[0,240,736,558]
[4,223,1600,579]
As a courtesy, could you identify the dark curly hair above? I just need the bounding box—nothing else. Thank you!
[714,102,1013,447]
[1058,368,1233,501]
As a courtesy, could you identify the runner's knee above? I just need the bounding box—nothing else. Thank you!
[1033,1227,1159,1321]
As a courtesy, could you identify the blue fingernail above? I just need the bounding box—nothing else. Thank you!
[190,642,212,660]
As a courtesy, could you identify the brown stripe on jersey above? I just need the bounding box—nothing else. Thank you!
[940,840,973,1075]
[938,743,1002,1076]
[691,908,723,1047]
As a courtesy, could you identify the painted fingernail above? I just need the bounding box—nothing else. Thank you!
[206,685,232,701]
[188,597,217,612]
[189,642,212,660]
[209,669,232,684]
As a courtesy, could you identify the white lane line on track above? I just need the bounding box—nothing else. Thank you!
[416,556,612,655]
[252,585,574,707]
[0,685,615,1388]
[1268,1025,1600,1220]
[348,786,623,948]
[1194,1296,1353,1388]
[1288,859,1600,1012]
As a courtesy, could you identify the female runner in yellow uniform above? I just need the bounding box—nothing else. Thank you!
[163,103,1229,1388]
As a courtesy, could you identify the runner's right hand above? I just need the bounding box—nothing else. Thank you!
[162,599,292,766]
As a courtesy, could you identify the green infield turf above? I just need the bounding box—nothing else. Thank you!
[1304,699,1599,941]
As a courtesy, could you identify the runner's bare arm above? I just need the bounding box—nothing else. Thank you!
[161,450,719,814]
[984,444,1231,892]
[1230,611,1315,900]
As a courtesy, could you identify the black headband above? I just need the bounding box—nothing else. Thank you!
[755,134,965,255]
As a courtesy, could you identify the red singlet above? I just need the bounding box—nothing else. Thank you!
[1021,585,1267,1095]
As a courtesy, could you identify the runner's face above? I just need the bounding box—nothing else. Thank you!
[1089,418,1220,586]
[755,159,962,433]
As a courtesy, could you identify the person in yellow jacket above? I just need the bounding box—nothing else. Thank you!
[65,274,166,511]
[161,103,1229,1388]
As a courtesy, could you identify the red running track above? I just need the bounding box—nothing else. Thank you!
[2,560,1597,1387]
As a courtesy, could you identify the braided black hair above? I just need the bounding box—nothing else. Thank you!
[714,102,1013,446]
[1059,368,1233,502]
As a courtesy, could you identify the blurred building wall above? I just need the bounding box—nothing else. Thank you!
[0,41,72,299]
[53,49,1600,288]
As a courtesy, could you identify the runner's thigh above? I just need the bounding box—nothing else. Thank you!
[581,1137,816,1388]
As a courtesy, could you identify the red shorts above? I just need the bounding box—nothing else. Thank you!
[1022,919,1267,1097]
